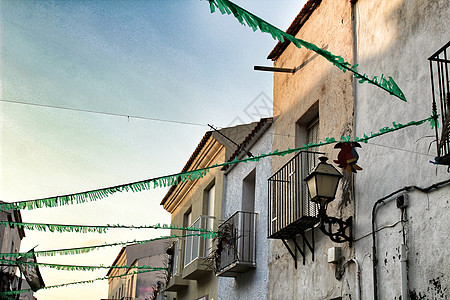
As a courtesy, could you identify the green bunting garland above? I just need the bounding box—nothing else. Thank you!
[0,268,164,296]
[0,232,217,259]
[0,258,166,272]
[0,116,435,212]
[207,0,406,102]
[0,169,209,212]
[0,221,214,234]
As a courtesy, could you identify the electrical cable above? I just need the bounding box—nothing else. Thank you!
[0,115,436,212]
[0,98,207,127]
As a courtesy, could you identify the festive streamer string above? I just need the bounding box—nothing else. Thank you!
[206,0,407,102]
[0,268,165,296]
[0,221,215,234]
[0,116,435,212]
[0,232,216,259]
[0,258,166,272]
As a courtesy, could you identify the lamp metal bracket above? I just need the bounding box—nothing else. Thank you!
[319,215,353,247]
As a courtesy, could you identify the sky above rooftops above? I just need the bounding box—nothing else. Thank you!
[0,1,304,299]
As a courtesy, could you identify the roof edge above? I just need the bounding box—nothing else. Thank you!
[267,0,322,61]
[160,131,212,206]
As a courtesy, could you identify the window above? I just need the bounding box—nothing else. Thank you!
[306,117,319,170]
[184,209,194,266]
[268,106,320,238]
[242,169,256,213]
[205,184,215,255]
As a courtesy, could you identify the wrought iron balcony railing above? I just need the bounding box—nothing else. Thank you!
[216,211,257,277]
[268,151,322,239]
[430,41,450,165]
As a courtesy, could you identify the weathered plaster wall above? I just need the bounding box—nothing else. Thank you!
[218,127,273,300]
[353,0,450,299]
[272,0,354,168]
[269,0,356,298]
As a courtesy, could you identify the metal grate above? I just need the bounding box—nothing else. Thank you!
[429,41,450,165]
[267,151,322,239]
[217,211,257,276]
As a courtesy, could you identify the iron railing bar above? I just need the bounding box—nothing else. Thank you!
[428,41,450,60]
[437,60,445,155]
[430,60,440,158]
[444,48,449,94]
[439,60,449,154]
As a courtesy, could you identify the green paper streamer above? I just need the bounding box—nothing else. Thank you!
[0,168,209,212]
[0,258,166,272]
[0,221,215,234]
[0,268,165,296]
[206,0,407,102]
[0,116,434,212]
[0,232,217,259]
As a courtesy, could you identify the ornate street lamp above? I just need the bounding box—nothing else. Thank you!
[304,157,352,246]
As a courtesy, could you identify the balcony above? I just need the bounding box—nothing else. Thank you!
[429,41,450,165]
[182,215,215,280]
[216,211,257,277]
[165,239,189,292]
[268,151,322,239]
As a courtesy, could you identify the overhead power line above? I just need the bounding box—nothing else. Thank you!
[0,98,207,127]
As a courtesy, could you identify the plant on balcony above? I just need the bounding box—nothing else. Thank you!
[203,222,234,274]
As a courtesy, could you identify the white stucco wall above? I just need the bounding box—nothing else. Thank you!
[218,126,273,300]
[354,0,450,299]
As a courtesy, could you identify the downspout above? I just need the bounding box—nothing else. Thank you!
[351,0,358,136]
[400,206,408,300]
[344,258,361,300]
[400,244,408,299]
[350,4,359,300]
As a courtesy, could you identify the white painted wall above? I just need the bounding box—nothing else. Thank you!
[354,0,450,298]
[218,126,273,300]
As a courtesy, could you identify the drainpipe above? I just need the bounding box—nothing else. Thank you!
[351,0,358,135]
[344,258,361,300]
[399,204,409,300]
[400,244,408,300]
[371,187,410,300]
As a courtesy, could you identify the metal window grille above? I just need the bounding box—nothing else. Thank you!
[430,41,450,165]
[217,211,257,275]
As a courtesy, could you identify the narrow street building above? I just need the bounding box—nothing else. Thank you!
[266,0,450,299]
[216,117,273,300]
[161,122,263,300]
[107,240,169,300]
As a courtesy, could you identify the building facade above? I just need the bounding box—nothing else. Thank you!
[267,0,355,298]
[107,239,169,300]
[266,0,450,299]
[217,118,273,300]
[161,123,261,300]
[0,204,26,294]
[352,0,450,299]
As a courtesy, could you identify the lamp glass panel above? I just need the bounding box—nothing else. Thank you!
[316,174,340,199]
[306,176,317,199]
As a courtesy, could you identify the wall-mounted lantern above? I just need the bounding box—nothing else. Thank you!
[304,157,352,246]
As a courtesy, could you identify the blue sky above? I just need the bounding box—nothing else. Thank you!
[0,1,304,299]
